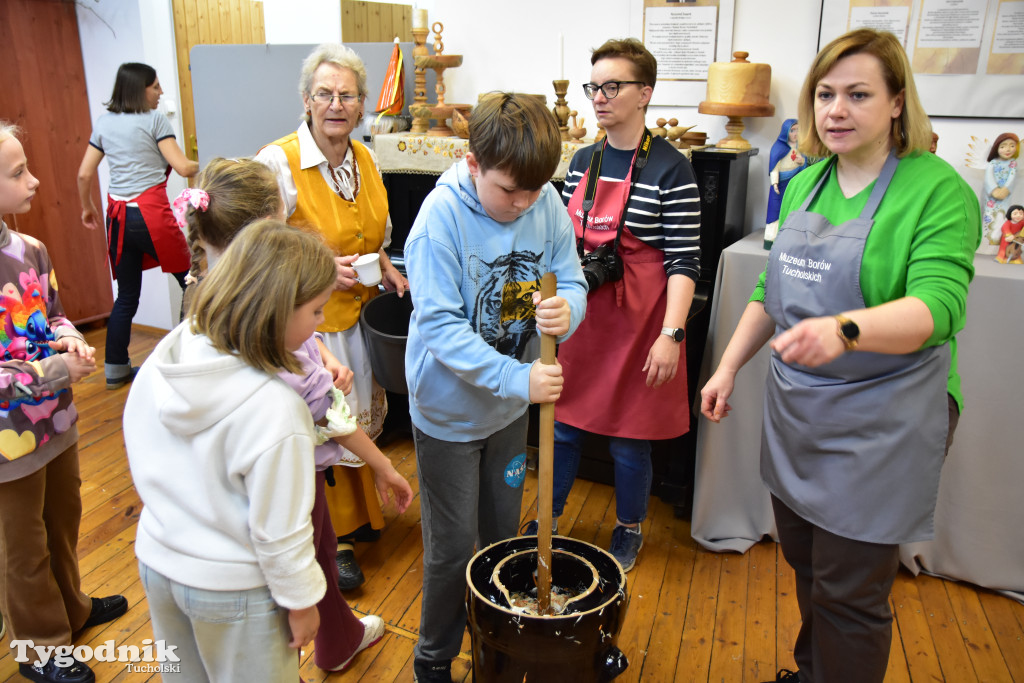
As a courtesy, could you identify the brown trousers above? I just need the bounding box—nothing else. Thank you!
[0,444,92,646]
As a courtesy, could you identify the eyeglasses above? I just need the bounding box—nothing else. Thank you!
[310,91,360,106]
[582,80,645,100]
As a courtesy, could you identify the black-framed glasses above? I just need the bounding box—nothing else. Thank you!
[310,91,360,106]
[582,80,645,100]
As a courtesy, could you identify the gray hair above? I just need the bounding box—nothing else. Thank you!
[298,43,368,99]
[0,121,22,144]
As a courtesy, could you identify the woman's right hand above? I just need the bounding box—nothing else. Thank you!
[81,206,102,231]
[287,605,320,649]
[334,254,359,291]
[700,370,736,422]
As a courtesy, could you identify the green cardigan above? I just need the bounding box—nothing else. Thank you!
[751,151,981,410]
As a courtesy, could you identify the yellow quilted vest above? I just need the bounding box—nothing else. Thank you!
[270,132,389,332]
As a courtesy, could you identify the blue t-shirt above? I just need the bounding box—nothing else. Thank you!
[89,110,176,196]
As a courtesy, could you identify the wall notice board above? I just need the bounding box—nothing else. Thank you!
[819,0,1024,118]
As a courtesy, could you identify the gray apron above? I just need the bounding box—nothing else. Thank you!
[761,153,950,545]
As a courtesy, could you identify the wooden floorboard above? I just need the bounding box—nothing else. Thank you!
[2,324,1022,682]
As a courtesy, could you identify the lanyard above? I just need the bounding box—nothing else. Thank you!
[577,128,654,258]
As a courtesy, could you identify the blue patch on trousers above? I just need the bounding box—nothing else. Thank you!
[504,453,527,488]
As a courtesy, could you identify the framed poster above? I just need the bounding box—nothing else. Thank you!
[640,0,735,106]
[819,0,1024,118]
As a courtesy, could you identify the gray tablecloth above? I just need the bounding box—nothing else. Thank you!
[692,230,1024,602]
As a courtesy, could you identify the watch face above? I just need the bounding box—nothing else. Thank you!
[672,328,685,342]
[840,320,859,340]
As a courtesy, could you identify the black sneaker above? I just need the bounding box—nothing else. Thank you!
[519,519,557,536]
[609,525,643,572]
[336,547,365,591]
[19,658,95,683]
[413,658,453,683]
[82,594,128,628]
[762,669,801,682]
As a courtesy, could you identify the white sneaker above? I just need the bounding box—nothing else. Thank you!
[327,615,386,672]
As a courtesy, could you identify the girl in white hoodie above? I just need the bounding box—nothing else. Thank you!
[124,219,336,682]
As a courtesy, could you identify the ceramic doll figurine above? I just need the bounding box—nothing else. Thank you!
[764,119,810,249]
[982,133,1019,248]
[996,204,1024,264]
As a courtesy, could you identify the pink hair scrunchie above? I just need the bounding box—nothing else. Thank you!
[172,188,210,229]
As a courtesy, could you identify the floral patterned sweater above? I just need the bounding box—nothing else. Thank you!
[0,221,83,483]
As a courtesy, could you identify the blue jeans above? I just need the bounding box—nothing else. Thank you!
[106,206,186,373]
[552,421,652,525]
[138,562,297,682]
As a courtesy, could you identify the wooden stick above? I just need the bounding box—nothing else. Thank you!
[537,272,557,615]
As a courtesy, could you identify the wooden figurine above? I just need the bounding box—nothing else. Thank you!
[652,118,668,138]
[568,111,586,143]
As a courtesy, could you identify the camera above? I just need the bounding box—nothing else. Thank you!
[580,243,623,293]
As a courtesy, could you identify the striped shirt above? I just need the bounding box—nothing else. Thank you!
[561,135,701,281]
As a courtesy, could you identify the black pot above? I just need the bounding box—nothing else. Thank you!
[359,291,413,394]
[466,535,629,681]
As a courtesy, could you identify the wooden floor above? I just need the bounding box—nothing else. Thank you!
[2,325,1022,682]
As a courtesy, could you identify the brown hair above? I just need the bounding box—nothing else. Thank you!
[797,28,930,158]
[185,157,283,282]
[987,133,1020,162]
[105,63,158,114]
[591,38,657,87]
[469,92,561,191]
[189,219,336,374]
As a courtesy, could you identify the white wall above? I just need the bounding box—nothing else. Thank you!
[79,0,1024,330]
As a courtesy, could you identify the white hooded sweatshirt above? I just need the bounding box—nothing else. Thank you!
[123,323,326,610]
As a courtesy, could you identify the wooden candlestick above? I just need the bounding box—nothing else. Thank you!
[411,26,430,134]
[552,79,570,142]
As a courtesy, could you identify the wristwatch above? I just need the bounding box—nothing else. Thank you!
[661,327,685,343]
[834,314,859,351]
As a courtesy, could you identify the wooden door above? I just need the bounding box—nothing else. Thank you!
[171,0,266,162]
[0,0,114,324]
[342,0,412,42]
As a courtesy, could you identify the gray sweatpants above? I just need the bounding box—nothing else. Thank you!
[413,413,529,663]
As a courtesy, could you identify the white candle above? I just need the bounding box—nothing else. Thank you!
[414,8,428,29]
[559,34,565,80]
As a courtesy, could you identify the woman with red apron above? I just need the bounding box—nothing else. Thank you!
[77,63,197,390]
[542,39,701,573]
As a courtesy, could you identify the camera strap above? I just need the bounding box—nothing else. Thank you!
[577,128,653,258]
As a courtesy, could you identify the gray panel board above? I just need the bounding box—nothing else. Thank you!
[191,42,426,166]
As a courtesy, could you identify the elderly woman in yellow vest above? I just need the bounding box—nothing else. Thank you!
[256,43,409,591]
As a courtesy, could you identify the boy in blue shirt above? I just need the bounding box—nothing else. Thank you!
[404,92,588,682]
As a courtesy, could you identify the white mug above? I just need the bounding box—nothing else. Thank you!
[353,253,382,286]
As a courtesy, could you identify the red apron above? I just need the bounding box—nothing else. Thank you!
[105,170,191,279]
[556,163,690,440]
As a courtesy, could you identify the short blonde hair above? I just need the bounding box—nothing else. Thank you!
[299,43,367,124]
[470,92,561,191]
[0,121,22,145]
[189,219,336,374]
[797,28,930,158]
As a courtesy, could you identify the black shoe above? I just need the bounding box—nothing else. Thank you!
[336,548,365,591]
[105,366,139,390]
[413,658,453,683]
[19,659,95,683]
[762,669,801,683]
[81,594,128,628]
[519,519,557,536]
[337,522,381,544]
